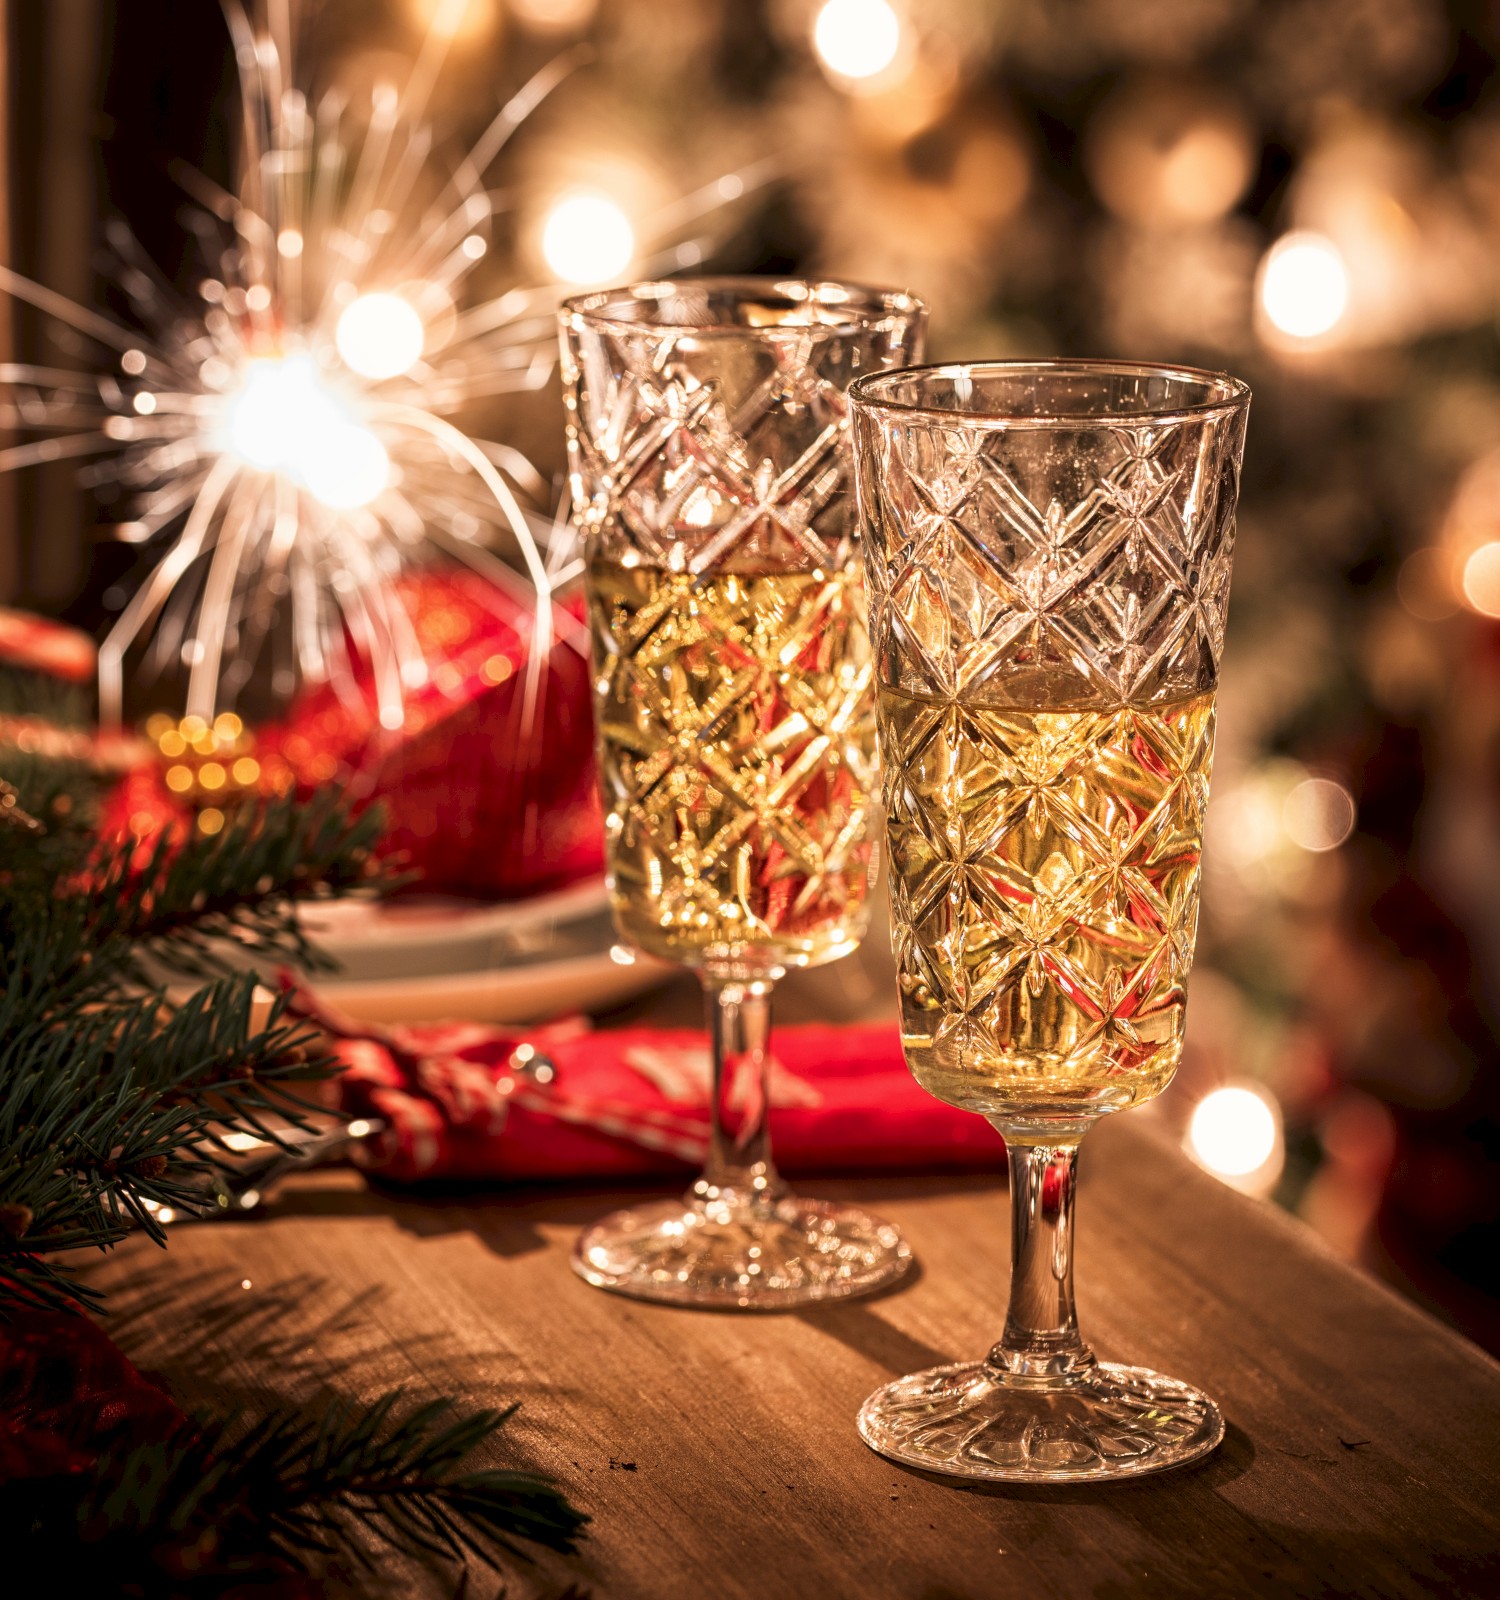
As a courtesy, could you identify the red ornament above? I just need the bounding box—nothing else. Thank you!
[257,569,603,899]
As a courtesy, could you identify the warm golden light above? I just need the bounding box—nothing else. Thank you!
[1282,777,1356,852]
[1397,547,1459,621]
[409,0,494,40]
[1259,232,1350,340]
[509,0,595,32]
[336,293,426,381]
[223,355,389,510]
[1188,1085,1282,1188]
[812,0,902,83]
[1462,541,1500,617]
[541,193,635,285]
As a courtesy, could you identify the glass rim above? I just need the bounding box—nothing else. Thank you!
[848,359,1252,428]
[559,276,927,339]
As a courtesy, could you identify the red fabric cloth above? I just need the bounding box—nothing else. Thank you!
[0,1310,318,1595]
[258,570,603,900]
[293,989,1001,1183]
[0,1308,185,1485]
[99,569,606,901]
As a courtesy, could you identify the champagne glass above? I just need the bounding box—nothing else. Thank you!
[850,360,1250,1478]
[559,278,926,1308]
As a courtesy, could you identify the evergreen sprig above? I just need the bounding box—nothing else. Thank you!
[9,1392,589,1591]
[0,751,385,1314]
[0,973,327,1312]
[0,723,590,1585]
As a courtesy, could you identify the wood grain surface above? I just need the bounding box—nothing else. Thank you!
[78,1112,1500,1600]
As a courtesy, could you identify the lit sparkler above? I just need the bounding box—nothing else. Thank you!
[0,0,765,730]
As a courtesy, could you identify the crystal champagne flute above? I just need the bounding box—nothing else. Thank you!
[560,278,926,1308]
[850,360,1250,1477]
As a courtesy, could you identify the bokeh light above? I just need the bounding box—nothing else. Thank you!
[1088,84,1254,229]
[1461,542,1500,618]
[408,0,495,40]
[336,293,426,381]
[812,0,902,84]
[1188,1085,1283,1193]
[1282,778,1357,853]
[1258,231,1350,340]
[541,193,635,285]
[224,355,389,510]
[509,0,596,32]
[1397,548,1459,622]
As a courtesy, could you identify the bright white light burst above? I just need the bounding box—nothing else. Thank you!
[542,194,636,285]
[1259,231,1350,340]
[0,3,769,729]
[1189,1086,1279,1182]
[223,355,389,512]
[812,0,902,83]
[335,294,426,381]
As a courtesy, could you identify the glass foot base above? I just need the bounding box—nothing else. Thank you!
[571,1193,911,1310]
[858,1359,1223,1482]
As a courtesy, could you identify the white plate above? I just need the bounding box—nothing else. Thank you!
[299,877,670,1024]
[311,944,669,1025]
[153,876,646,1027]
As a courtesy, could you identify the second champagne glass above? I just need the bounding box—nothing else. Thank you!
[851,359,1250,1477]
[560,278,926,1308]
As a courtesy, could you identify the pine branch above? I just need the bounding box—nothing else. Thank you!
[0,974,333,1314]
[0,712,594,1587]
[82,791,392,986]
[0,747,396,1315]
[221,1393,588,1568]
[6,1390,588,1591]
[0,658,91,727]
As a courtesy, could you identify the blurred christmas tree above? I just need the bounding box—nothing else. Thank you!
[388,0,1500,1345]
[12,0,1500,1345]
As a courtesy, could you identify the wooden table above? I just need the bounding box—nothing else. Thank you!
[81,1110,1500,1599]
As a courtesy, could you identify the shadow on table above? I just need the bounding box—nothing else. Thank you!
[893,1422,1499,1600]
[92,1261,557,1414]
[913,1521,1497,1600]
[245,1170,1003,1271]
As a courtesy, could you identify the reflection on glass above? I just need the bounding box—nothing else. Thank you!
[561,277,925,1308]
[852,359,1250,1478]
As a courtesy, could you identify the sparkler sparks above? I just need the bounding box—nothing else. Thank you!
[0,1,766,731]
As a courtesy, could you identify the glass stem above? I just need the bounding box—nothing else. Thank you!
[694,977,785,1210]
[988,1133,1096,1379]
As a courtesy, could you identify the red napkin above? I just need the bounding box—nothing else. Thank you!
[290,988,1001,1184]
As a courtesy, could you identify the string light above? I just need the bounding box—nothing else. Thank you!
[812,0,902,84]
[541,193,635,285]
[1188,1085,1282,1192]
[1258,231,1350,340]
[335,293,426,381]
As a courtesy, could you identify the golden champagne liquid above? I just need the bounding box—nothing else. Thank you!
[879,682,1216,1116]
[587,559,879,973]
